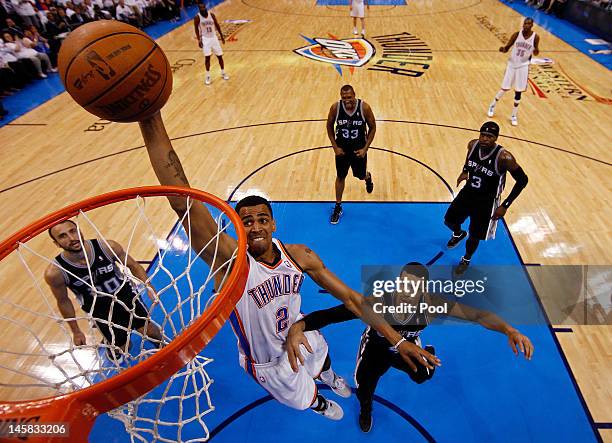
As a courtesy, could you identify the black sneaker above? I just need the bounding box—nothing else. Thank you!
[454,256,470,276]
[358,407,372,433]
[330,204,343,224]
[447,230,467,249]
[365,173,374,194]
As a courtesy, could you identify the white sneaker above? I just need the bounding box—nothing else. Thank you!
[487,103,495,117]
[361,30,366,37]
[49,67,58,73]
[39,73,47,79]
[353,28,358,35]
[511,115,518,126]
[312,399,344,421]
[205,75,211,85]
[329,374,352,398]
[222,72,229,80]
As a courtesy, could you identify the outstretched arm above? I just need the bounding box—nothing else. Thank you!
[138,113,237,270]
[426,293,534,359]
[44,266,86,346]
[286,244,441,372]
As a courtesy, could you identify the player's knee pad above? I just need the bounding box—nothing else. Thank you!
[514,91,522,101]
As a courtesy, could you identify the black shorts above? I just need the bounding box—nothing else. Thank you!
[355,333,434,405]
[335,147,367,180]
[445,189,496,240]
[88,290,150,348]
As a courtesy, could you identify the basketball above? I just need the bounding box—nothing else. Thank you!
[58,20,172,122]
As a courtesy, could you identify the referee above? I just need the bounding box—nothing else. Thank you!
[286,263,534,432]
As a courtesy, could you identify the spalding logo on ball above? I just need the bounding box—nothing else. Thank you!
[58,20,173,123]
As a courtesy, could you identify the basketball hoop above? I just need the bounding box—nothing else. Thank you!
[0,186,248,442]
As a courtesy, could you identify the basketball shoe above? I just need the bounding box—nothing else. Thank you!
[330,203,342,224]
[447,230,467,248]
[312,398,344,420]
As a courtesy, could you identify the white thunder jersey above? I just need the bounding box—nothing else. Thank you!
[198,13,216,39]
[508,31,536,68]
[230,239,305,367]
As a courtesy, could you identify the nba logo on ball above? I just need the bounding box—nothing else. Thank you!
[294,37,375,67]
[59,20,172,123]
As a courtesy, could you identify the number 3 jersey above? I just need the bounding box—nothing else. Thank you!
[463,141,507,201]
[230,239,305,365]
[335,99,367,151]
[54,239,140,314]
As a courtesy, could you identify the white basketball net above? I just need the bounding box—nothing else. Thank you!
[0,194,239,442]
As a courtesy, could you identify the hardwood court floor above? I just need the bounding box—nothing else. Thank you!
[0,0,610,439]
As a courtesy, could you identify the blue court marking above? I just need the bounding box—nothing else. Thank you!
[318,0,405,5]
[89,202,598,442]
[498,0,611,69]
[0,1,225,127]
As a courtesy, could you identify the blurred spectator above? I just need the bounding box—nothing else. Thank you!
[116,0,139,26]
[11,0,39,28]
[2,31,54,77]
[64,1,76,17]
[1,34,35,84]
[3,17,24,37]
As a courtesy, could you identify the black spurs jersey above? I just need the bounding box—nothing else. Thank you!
[366,292,430,352]
[54,239,138,313]
[463,142,507,201]
[335,99,367,150]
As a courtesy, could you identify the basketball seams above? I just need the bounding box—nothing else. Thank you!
[116,51,171,122]
[82,44,160,108]
[62,31,152,87]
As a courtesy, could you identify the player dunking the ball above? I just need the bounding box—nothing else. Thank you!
[138,113,439,420]
[194,2,228,86]
[487,17,540,126]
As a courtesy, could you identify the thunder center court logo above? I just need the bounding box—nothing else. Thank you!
[294,34,375,74]
[295,32,433,77]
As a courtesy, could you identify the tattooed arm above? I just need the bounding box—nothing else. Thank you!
[138,112,237,268]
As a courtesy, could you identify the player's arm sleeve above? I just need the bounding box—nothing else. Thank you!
[302,304,358,331]
[502,165,528,208]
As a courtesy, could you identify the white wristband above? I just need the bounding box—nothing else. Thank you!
[393,337,407,351]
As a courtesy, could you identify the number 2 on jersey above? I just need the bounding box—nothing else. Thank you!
[276,306,289,333]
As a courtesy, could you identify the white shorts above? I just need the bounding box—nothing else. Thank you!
[501,63,529,92]
[350,3,365,18]
[239,330,328,410]
[202,36,223,57]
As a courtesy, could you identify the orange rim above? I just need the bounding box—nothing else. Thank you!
[0,186,248,440]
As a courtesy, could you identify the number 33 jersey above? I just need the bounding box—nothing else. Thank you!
[335,99,367,150]
[230,239,305,364]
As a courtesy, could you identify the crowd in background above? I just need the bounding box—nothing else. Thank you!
[0,0,194,118]
[524,0,612,15]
